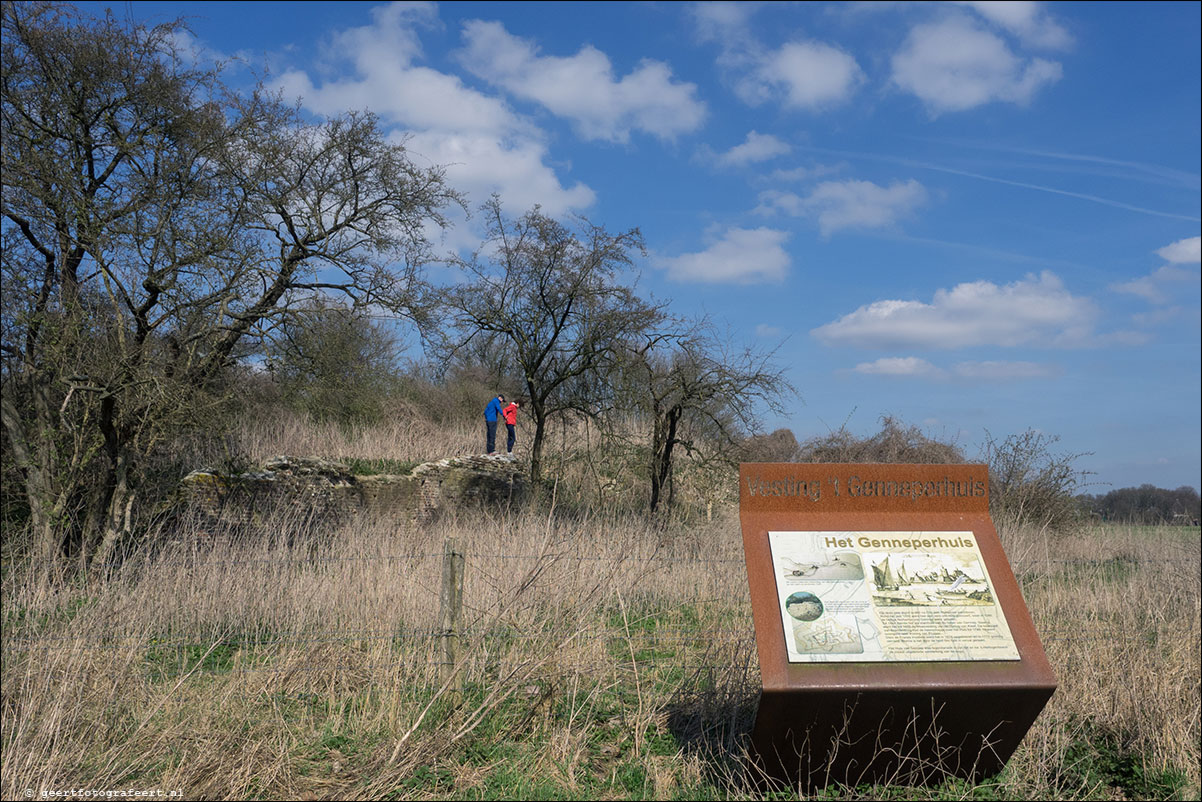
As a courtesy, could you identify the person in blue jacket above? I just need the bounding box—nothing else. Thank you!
[484,393,505,454]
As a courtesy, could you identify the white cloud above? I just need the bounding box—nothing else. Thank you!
[758,179,928,235]
[754,189,806,217]
[272,5,594,220]
[958,1,1073,49]
[1157,236,1202,264]
[331,2,437,70]
[1118,237,1202,304]
[756,324,786,338]
[691,0,760,45]
[740,41,864,110]
[691,6,862,111]
[458,20,705,142]
[277,65,518,136]
[891,16,1062,113]
[1112,265,1200,304]
[951,360,1062,380]
[401,130,595,217]
[655,226,791,284]
[812,271,1098,348]
[805,179,928,235]
[715,131,791,167]
[853,357,944,377]
[1132,307,1187,327]
[168,28,231,70]
[852,357,1061,381]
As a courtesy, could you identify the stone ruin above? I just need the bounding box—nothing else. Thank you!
[180,454,528,529]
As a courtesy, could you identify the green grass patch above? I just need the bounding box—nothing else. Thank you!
[1057,555,1140,584]
[4,594,94,636]
[393,765,456,795]
[606,600,703,634]
[468,765,587,800]
[1055,719,1191,800]
[145,640,240,679]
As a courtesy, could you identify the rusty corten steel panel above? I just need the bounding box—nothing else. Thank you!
[739,463,1056,786]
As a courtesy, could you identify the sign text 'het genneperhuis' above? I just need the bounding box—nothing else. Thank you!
[822,533,976,550]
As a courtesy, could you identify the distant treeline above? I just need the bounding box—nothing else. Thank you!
[1078,485,1201,525]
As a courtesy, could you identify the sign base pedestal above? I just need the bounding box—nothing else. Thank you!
[750,682,1054,787]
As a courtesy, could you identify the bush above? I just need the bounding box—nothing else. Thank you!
[739,428,803,462]
[797,415,966,464]
[396,363,511,427]
[982,429,1090,531]
[265,300,404,426]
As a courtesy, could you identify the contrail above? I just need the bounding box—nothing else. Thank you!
[795,146,1201,222]
[916,138,1201,189]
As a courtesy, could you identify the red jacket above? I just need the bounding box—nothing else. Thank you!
[502,403,519,425]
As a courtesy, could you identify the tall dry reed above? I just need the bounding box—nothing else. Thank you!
[1,500,755,800]
[3,410,1198,801]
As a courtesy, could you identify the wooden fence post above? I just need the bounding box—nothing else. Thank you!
[439,537,465,694]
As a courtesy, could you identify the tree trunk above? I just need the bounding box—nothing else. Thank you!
[649,428,663,514]
[89,397,132,570]
[91,456,133,571]
[1,393,58,564]
[648,407,681,514]
[662,409,679,512]
[530,411,547,485]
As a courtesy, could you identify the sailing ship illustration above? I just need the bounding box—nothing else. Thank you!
[873,556,975,593]
[873,554,907,591]
[869,551,994,606]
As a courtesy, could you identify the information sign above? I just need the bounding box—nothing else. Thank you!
[739,463,1056,786]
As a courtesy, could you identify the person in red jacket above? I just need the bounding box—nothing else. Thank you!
[502,399,521,454]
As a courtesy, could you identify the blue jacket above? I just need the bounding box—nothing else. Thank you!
[484,397,504,422]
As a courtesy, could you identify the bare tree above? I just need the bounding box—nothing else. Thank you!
[1,2,459,568]
[620,320,792,514]
[440,197,663,482]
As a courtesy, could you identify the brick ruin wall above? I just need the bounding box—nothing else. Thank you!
[179,455,528,530]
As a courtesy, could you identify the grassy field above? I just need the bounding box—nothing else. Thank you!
[2,494,1198,800]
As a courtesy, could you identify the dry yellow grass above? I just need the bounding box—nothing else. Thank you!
[2,417,1198,800]
[2,502,749,799]
[999,520,1201,799]
[231,410,481,465]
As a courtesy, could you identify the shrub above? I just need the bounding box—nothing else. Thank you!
[797,415,966,464]
[739,428,804,462]
[982,429,1090,532]
[265,300,405,426]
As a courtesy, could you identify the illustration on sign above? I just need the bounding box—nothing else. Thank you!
[768,531,1020,663]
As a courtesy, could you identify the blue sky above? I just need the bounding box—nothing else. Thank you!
[82,1,1200,492]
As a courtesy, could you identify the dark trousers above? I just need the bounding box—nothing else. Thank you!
[486,420,497,453]
[506,424,516,453]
